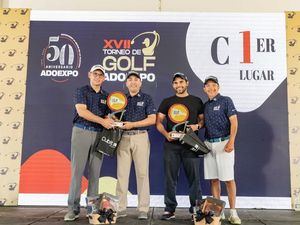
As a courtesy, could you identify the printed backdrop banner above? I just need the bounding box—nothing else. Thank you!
[0,8,30,206]
[19,11,289,208]
[286,11,300,211]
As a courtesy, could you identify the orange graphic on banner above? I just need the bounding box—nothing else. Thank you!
[20,149,88,193]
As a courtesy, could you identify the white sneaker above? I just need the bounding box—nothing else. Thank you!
[228,209,241,225]
[228,215,241,224]
[116,210,127,218]
[64,211,79,221]
[220,211,226,220]
[138,211,148,220]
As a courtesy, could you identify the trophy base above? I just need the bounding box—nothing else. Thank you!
[113,122,124,128]
[171,132,184,139]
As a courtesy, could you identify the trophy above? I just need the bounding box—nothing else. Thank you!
[193,197,226,225]
[170,121,189,139]
[179,128,211,155]
[168,103,189,139]
[107,91,127,128]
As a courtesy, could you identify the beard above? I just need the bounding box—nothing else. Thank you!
[175,86,187,94]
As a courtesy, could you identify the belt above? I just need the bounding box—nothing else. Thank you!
[206,136,230,143]
[74,123,102,132]
[123,130,147,135]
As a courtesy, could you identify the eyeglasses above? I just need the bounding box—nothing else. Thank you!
[91,71,104,77]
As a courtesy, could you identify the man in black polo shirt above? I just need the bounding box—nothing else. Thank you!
[64,65,114,221]
[116,71,156,220]
[203,76,241,225]
[156,72,204,220]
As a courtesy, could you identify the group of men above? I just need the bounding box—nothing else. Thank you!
[64,64,241,225]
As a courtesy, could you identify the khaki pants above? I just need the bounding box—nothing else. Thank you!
[116,132,150,213]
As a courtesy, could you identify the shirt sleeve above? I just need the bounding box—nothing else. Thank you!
[105,107,112,116]
[157,99,168,115]
[145,95,157,115]
[226,97,237,117]
[74,87,87,105]
[197,97,204,115]
[104,94,112,116]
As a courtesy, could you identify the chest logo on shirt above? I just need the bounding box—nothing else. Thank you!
[213,105,220,111]
[137,101,144,107]
[100,99,107,104]
[168,104,189,123]
[107,91,128,111]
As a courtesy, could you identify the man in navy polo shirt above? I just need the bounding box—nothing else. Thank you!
[116,71,156,220]
[203,76,241,225]
[64,65,114,221]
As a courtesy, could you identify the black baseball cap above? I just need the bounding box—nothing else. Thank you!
[126,71,141,80]
[204,76,219,85]
[172,72,188,82]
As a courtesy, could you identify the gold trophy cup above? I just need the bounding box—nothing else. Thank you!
[107,91,127,128]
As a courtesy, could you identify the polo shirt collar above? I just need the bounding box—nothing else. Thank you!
[209,93,221,102]
[88,85,103,94]
[126,91,142,98]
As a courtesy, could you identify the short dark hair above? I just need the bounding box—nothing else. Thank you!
[126,71,140,80]
[172,72,188,82]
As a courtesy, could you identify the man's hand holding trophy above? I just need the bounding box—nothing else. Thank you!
[170,121,189,139]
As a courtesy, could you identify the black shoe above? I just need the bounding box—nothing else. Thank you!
[161,212,175,220]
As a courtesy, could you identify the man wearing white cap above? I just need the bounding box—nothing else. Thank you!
[64,65,114,221]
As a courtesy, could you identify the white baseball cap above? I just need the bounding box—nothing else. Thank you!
[90,64,105,74]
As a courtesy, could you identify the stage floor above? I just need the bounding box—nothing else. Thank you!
[0,207,299,225]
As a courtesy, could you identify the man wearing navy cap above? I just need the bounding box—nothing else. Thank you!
[203,76,241,225]
[64,65,114,221]
[116,71,156,220]
[156,72,204,220]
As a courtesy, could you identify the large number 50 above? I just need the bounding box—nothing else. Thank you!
[46,36,74,65]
